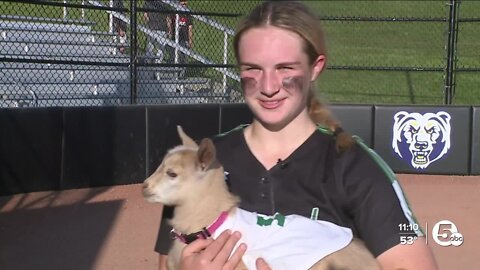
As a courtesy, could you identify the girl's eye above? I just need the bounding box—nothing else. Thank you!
[166,169,177,178]
[240,65,260,72]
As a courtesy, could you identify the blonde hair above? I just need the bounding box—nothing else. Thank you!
[234,1,354,151]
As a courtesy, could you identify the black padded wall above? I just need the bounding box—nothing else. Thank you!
[1,104,478,196]
[219,103,252,133]
[330,105,374,147]
[374,106,471,175]
[61,106,147,189]
[146,104,220,176]
[0,108,63,195]
[472,107,480,175]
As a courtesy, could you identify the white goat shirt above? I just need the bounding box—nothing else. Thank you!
[212,208,353,270]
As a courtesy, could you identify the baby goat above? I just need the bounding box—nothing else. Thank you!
[143,126,380,270]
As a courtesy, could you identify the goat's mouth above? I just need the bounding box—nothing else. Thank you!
[142,187,174,205]
[142,188,158,202]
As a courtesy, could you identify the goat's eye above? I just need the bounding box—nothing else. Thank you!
[166,169,177,178]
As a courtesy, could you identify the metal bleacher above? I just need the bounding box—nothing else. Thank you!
[0,15,215,107]
[0,15,128,107]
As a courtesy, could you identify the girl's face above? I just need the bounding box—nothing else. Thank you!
[238,26,325,130]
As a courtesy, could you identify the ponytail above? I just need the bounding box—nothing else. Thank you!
[307,88,355,152]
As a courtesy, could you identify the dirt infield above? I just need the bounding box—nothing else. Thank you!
[1,174,478,270]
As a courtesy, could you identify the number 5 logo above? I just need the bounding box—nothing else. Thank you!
[432,220,464,247]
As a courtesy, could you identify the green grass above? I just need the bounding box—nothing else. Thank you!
[1,1,62,19]
[305,1,480,105]
[319,70,445,104]
[190,0,480,105]
[1,0,479,105]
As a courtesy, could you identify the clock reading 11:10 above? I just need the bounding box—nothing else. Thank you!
[398,223,419,232]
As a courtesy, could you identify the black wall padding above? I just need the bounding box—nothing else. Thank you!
[219,103,253,133]
[146,104,220,176]
[0,108,63,195]
[472,107,480,175]
[61,106,147,189]
[1,104,479,196]
[331,105,374,147]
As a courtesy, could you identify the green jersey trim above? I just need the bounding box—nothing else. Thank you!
[216,124,249,138]
[353,135,424,236]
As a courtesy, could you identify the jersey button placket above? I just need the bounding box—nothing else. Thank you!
[259,176,269,199]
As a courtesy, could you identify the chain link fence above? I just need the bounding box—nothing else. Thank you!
[1,0,478,107]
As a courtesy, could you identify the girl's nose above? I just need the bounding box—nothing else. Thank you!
[259,71,281,97]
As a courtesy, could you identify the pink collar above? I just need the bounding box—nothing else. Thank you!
[170,211,229,244]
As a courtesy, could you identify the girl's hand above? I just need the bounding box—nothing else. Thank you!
[180,230,247,270]
[256,258,272,270]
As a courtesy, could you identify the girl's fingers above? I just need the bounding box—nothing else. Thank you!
[222,242,247,270]
[212,231,242,265]
[200,230,232,261]
[182,238,213,256]
[255,258,272,270]
[180,230,246,270]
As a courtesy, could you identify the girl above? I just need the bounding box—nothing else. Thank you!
[155,2,438,269]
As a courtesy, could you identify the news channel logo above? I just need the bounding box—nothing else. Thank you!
[431,220,464,247]
[399,220,464,247]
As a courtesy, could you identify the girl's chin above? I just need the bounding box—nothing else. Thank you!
[254,113,289,128]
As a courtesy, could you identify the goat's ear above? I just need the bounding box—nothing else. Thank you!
[177,125,198,148]
[197,138,216,171]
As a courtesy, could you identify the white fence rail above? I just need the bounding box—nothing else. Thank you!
[86,0,239,93]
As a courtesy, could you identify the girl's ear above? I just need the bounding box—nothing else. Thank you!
[310,54,326,82]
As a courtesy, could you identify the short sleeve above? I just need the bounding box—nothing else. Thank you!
[337,140,421,257]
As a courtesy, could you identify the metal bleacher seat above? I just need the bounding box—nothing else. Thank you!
[0,16,93,31]
[0,17,127,62]
[0,42,115,58]
[0,15,221,107]
[0,15,130,107]
[136,66,215,104]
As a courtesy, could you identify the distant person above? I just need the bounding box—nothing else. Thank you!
[112,0,127,54]
[144,0,172,63]
[171,0,193,65]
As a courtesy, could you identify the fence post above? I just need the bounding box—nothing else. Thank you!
[444,0,460,104]
[109,0,113,34]
[175,13,180,64]
[223,31,228,94]
[130,0,138,104]
[63,0,68,19]
[81,0,85,21]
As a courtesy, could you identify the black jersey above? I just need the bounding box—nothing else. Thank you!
[155,125,422,257]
